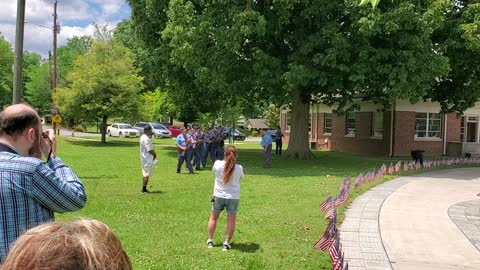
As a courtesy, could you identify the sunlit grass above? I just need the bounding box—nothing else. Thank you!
[54,137,457,269]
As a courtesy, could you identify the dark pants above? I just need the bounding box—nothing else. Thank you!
[177,148,194,174]
[216,140,224,160]
[264,144,272,168]
[210,142,218,162]
[176,149,185,173]
[199,143,207,167]
[185,147,194,173]
[194,144,202,169]
[275,139,282,155]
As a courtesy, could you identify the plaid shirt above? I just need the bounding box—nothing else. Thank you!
[0,143,86,261]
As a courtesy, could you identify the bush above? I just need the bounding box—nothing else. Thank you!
[252,130,259,137]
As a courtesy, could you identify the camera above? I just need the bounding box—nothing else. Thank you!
[42,131,49,139]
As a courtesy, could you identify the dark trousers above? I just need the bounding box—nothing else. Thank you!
[275,139,283,155]
[216,140,224,160]
[210,142,218,162]
[199,143,207,167]
[176,149,185,173]
[185,147,194,173]
[177,148,194,173]
[194,144,202,169]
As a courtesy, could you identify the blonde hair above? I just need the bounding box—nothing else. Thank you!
[223,145,237,184]
[1,219,132,270]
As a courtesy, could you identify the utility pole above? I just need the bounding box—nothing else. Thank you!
[12,0,26,104]
[52,0,59,134]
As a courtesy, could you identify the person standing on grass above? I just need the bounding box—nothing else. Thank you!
[0,104,86,261]
[175,128,190,174]
[275,126,283,155]
[206,145,244,251]
[261,129,273,168]
[140,125,157,193]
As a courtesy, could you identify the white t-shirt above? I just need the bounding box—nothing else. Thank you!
[212,160,244,199]
[140,134,154,166]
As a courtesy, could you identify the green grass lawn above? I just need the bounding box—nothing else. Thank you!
[54,138,417,269]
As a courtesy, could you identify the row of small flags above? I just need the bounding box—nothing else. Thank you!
[316,157,480,270]
[314,208,347,270]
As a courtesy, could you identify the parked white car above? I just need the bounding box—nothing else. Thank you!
[107,123,140,138]
[133,122,172,138]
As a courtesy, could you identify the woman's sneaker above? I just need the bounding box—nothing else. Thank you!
[222,243,231,251]
[207,241,214,249]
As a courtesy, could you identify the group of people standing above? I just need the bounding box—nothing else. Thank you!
[175,126,227,174]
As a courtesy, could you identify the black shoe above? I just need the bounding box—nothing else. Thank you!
[141,189,150,194]
[189,172,195,175]
[222,243,231,251]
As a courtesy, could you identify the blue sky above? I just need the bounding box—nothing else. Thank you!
[0,0,132,57]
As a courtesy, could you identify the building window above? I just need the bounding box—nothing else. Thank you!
[286,111,292,131]
[460,116,465,142]
[324,113,332,134]
[415,113,442,138]
[345,112,355,136]
[371,112,384,138]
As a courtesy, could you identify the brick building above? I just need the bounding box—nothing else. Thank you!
[280,99,480,157]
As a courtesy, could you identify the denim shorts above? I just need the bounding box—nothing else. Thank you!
[212,197,239,213]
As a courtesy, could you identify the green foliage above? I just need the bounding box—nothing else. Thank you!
[139,88,165,122]
[57,36,92,87]
[264,104,280,128]
[429,1,480,114]
[25,63,51,113]
[54,40,144,142]
[0,34,13,107]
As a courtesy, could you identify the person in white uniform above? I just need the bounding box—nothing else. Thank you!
[206,145,244,251]
[140,125,156,193]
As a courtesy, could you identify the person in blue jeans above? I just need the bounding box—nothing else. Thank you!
[176,128,193,174]
[260,129,272,168]
[206,145,244,251]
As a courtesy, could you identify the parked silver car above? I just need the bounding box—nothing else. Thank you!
[133,122,172,138]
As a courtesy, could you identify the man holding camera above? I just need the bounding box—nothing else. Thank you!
[0,104,86,261]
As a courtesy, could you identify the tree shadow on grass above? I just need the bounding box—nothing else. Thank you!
[233,242,260,253]
[64,139,138,148]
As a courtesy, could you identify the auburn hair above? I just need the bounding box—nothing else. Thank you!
[1,219,132,270]
[223,145,237,184]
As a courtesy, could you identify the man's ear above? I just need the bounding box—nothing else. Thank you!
[25,128,36,143]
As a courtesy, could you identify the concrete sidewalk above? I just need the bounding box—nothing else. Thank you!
[340,168,480,270]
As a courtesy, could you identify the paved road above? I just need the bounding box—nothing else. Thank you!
[56,128,262,142]
[340,168,480,270]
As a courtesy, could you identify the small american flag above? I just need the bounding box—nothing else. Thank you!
[324,204,336,220]
[329,236,343,270]
[354,174,362,190]
[387,163,394,174]
[320,194,332,212]
[394,161,401,172]
[314,214,337,250]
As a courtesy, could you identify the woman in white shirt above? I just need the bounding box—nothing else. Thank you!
[206,145,244,251]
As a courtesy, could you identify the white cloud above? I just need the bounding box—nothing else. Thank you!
[0,0,129,57]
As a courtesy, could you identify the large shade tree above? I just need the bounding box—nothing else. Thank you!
[54,38,144,144]
[162,0,453,159]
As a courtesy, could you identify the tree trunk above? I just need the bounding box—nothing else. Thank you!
[285,91,315,159]
[101,115,107,144]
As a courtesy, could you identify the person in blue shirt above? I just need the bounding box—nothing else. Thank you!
[0,104,86,261]
[176,128,193,174]
[260,129,273,168]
